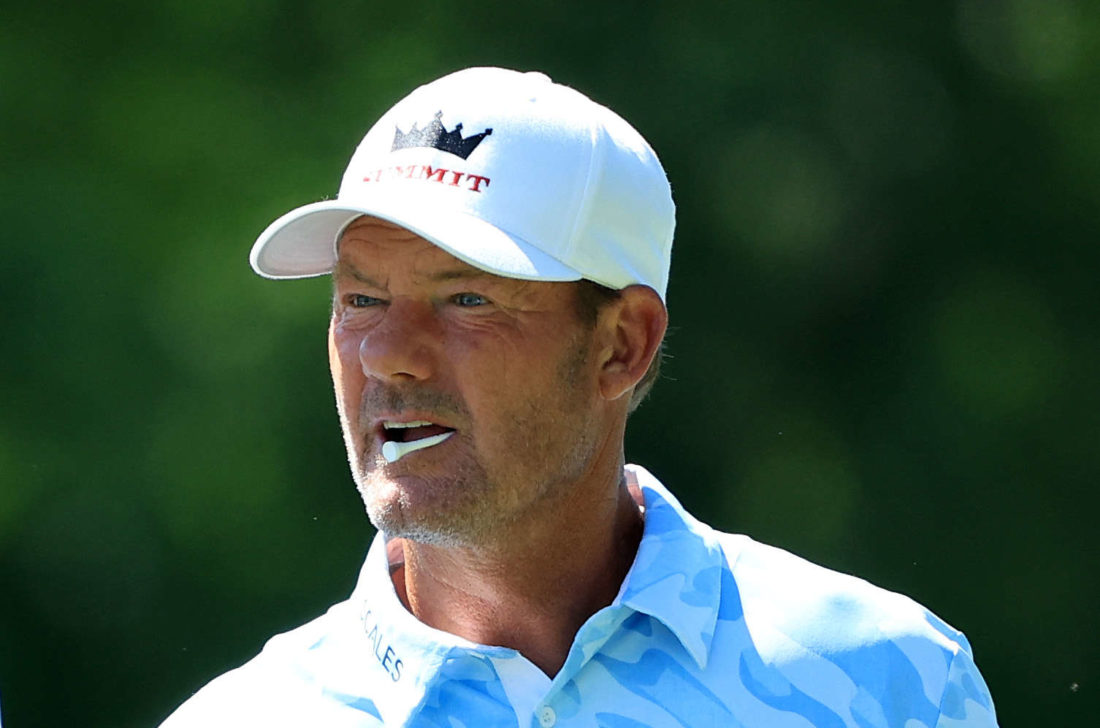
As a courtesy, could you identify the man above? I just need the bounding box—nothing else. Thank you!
[163,68,998,727]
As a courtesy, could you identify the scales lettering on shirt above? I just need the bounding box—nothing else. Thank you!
[360,607,404,682]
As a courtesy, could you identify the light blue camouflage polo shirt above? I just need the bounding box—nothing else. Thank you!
[162,465,998,727]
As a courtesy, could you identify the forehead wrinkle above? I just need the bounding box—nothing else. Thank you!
[339,218,487,283]
[332,247,496,296]
[425,266,496,284]
[332,260,384,288]
[335,221,548,301]
[341,216,422,243]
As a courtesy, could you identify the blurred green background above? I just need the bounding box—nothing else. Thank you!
[2,1,1097,725]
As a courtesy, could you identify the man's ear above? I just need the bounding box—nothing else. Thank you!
[597,285,668,402]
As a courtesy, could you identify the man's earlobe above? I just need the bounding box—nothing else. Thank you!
[598,286,668,402]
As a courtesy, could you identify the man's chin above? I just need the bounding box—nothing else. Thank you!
[353,453,506,544]
[363,502,477,548]
[358,476,470,546]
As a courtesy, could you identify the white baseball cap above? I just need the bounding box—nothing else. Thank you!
[249,67,675,300]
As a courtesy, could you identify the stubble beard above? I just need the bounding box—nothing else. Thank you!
[336,338,598,549]
[355,438,501,548]
[335,390,496,547]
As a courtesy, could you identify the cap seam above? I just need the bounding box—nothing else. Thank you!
[561,108,603,286]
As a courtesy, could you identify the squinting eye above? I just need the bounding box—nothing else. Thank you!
[453,292,489,307]
[348,294,382,308]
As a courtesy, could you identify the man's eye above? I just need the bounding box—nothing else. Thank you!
[347,294,383,308]
[452,292,489,307]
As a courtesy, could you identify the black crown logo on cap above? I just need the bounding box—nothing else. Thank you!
[391,111,493,160]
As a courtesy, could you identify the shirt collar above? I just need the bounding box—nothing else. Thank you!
[352,531,508,658]
[350,464,725,674]
[615,464,724,670]
[344,533,517,724]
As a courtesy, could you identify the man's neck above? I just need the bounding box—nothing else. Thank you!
[389,466,645,677]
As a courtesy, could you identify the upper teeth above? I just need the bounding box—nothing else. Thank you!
[383,420,434,429]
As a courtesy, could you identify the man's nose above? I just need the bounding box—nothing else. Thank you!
[357,300,439,382]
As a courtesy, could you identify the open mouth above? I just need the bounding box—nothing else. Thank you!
[380,420,456,463]
[382,421,454,443]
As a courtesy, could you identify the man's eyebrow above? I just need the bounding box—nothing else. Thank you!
[426,267,494,283]
[333,262,494,286]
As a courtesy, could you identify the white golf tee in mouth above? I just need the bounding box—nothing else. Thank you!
[382,431,454,463]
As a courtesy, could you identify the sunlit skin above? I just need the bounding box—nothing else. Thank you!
[328,216,667,676]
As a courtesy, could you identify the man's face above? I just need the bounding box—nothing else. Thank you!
[329,217,607,546]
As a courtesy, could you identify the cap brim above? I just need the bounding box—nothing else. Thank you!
[249,194,585,283]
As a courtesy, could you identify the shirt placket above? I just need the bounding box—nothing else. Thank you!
[494,604,635,728]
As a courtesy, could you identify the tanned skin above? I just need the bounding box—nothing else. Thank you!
[329,217,667,676]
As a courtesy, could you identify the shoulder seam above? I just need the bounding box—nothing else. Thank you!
[931,643,961,728]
